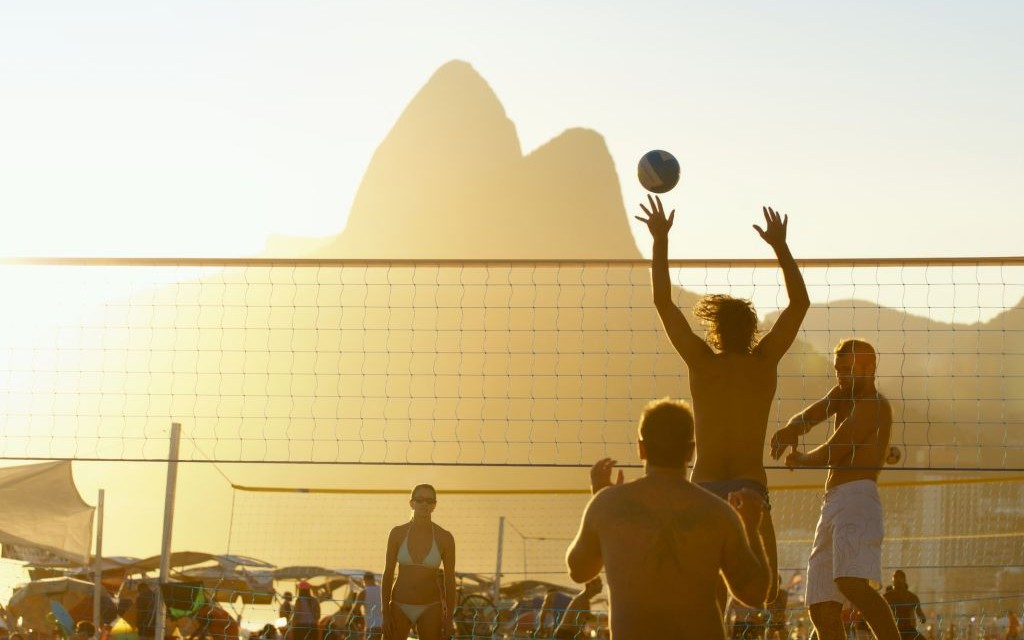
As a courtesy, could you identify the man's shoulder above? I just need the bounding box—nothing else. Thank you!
[858,390,892,407]
[850,391,893,420]
[596,479,731,516]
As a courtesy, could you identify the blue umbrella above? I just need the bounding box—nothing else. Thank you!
[49,600,74,637]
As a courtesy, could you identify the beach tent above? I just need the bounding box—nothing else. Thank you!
[0,461,95,565]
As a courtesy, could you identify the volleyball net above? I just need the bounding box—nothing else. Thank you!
[0,257,1021,469]
[1,256,1020,636]
[222,475,1024,605]
[217,478,1024,639]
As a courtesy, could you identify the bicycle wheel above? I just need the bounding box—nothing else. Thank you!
[454,593,499,638]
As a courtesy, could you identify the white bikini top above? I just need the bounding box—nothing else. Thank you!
[397,525,442,569]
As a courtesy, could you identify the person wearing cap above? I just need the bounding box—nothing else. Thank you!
[278,592,294,629]
[286,582,321,640]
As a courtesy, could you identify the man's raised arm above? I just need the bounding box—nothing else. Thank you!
[635,195,710,364]
[753,207,810,360]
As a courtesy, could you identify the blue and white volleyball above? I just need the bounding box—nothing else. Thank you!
[637,149,681,194]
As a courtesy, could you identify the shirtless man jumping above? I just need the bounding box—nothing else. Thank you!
[567,398,771,639]
[636,195,809,603]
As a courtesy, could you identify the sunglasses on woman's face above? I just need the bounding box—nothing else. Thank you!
[412,497,436,504]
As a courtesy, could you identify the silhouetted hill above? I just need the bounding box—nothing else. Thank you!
[266,60,639,259]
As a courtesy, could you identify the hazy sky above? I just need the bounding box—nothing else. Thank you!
[2,1,1021,259]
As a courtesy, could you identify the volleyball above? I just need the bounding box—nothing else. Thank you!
[637,149,681,193]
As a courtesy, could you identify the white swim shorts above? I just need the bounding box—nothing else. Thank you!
[805,479,884,607]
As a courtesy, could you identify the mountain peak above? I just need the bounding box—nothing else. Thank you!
[303,61,639,259]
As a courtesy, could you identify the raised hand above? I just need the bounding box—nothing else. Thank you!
[635,194,675,238]
[590,458,624,494]
[727,488,765,531]
[784,449,806,469]
[769,426,799,460]
[753,206,788,248]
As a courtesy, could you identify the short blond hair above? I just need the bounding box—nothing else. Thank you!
[638,398,694,467]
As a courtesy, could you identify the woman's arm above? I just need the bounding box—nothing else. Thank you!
[441,528,457,636]
[380,527,401,636]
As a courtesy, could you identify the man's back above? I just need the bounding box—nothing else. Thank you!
[688,352,779,485]
[590,476,752,639]
[883,586,922,632]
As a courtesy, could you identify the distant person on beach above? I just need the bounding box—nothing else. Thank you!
[566,398,771,639]
[279,592,294,627]
[135,582,157,640]
[636,195,809,605]
[70,621,95,640]
[765,574,789,640]
[883,570,926,639]
[535,588,573,637]
[344,572,383,640]
[551,577,603,640]
[287,582,321,640]
[770,338,899,640]
[1006,610,1021,640]
[256,624,278,640]
[381,484,456,640]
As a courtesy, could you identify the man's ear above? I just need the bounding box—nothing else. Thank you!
[638,440,647,461]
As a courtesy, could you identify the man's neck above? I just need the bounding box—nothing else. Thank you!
[644,465,689,481]
[842,382,878,398]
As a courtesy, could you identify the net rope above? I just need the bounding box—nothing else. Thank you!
[0,258,1021,469]
[223,477,1023,638]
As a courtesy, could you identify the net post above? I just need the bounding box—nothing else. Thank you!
[494,516,505,604]
[92,488,105,636]
[155,422,182,640]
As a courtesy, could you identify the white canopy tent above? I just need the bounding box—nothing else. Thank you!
[0,461,95,565]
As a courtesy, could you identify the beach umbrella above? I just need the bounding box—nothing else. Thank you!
[8,577,116,631]
[176,567,275,605]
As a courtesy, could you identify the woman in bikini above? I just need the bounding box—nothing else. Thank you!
[381,484,456,640]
